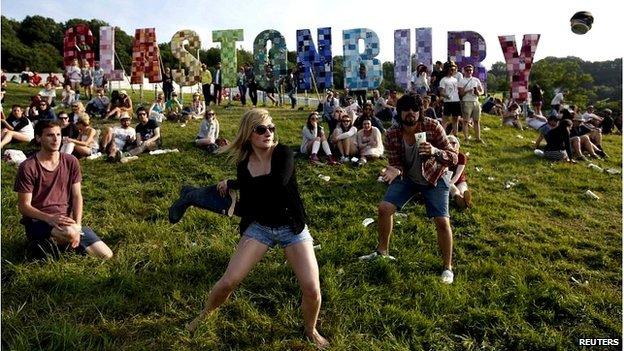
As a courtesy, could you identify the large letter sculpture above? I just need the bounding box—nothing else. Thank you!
[213,29,244,87]
[393,29,411,90]
[99,26,124,81]
[170,30,202,86]
[498,34,541,102]
[448,31,488,91]
[63,24,95,67]
[296,27,333,90]
[415,28,433,72]
[253,30,288,90]
[130,28,163,84]
[343,28,382,90]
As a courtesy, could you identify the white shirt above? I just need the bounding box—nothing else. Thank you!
[551,92,564,105]
[459,76,483,102]
[113,126,136,149]
[439,76,460,102]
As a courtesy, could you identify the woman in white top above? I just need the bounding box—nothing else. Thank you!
[61,113,99,157]
[65,59,82,96]
[301,112,337,165]
[149,93,166,123]
[410,64,430,96]
[189,92,206,120]
[196,109,220,153]
[356,118,384,164]
[330,110,358,162]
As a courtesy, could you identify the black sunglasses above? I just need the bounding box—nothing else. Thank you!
[254,124,275,135]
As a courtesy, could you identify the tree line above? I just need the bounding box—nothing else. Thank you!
[2,15,620,112]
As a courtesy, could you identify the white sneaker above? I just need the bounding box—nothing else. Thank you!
[340,156,350,163]
[441,269,454,284]
[358,251,396,261]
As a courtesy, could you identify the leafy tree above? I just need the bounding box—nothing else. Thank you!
[530,57,594,107]
[487,61,510,93]
[332,55,344,90]
[236,47,253,66]
[17,15,63,50]
[380,61,399,92]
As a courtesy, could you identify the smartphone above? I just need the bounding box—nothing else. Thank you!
[415,132,426,145]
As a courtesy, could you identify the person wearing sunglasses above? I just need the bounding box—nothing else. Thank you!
[330,111,358,163]
[125,107,161,157]
[301,111,338,165]
[196,110,220,153]
[148,93,166,123]
[359,94,458,285]
[188,109,328,349]
[36,100,57,123]
[60,113,99,157]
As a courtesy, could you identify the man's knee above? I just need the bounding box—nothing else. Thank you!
[378,201,396,217]
[85,241,113,260]
[434,216,451,231]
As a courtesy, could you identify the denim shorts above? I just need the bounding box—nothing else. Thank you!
[243,222,313,248]
[383,176,450,218]
[23,219,102,250]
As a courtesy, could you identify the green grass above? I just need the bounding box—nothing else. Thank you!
[2,83,622,350]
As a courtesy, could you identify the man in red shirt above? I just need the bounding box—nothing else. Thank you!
[14,120,113,259]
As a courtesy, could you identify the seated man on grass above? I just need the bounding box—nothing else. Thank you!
[99,113,136,161]
[14,120,113,260]
[125,107,161,156]
[1,105,34,149]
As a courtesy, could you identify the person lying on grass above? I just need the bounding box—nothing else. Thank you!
[14,120,113,260]
[186,108,329,349]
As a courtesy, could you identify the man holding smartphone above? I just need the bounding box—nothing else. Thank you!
[359,94,458,284]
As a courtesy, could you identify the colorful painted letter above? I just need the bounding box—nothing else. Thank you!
[415,28,433,72]
[343,28,382,90]
[393,29,411,90]
[253,30,288,90]
[498,34,541,102]
[131,28,163,84]
[99,26,124,81]
[448,31,487,91]
[170,30,203,86]
[63,24,95,67]
[213,29,244,87]
[296,27,333,90]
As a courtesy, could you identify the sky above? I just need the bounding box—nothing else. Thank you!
[1,0,622,70]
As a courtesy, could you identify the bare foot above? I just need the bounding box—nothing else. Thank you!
[186,310,207,335]
[305,328,329,349]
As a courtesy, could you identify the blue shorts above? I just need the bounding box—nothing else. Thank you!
[382,176,450,218]
[243,222,313,248]
[23,219,102,250]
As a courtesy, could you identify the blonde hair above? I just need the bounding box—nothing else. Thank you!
[73,101,86,113]
[76,113,90,126]
[447,135,460,148]
[221,108,277,163]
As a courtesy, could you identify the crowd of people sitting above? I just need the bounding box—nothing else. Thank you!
[1,60,620,195]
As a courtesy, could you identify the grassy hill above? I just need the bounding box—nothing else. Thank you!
[1,84,621,350]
